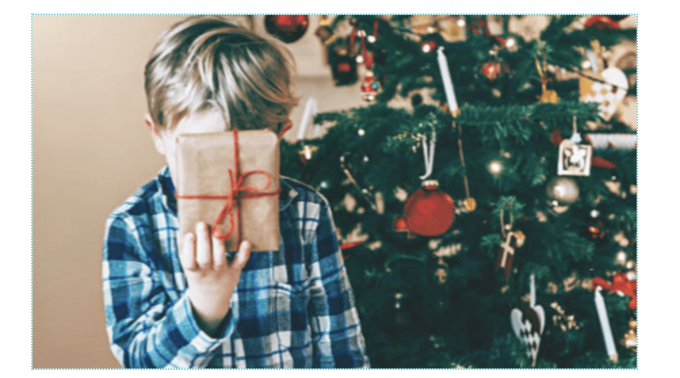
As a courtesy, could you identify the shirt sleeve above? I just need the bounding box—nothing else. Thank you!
[307,202,370,368]
[102,214,237,368]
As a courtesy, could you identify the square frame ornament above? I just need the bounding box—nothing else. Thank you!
[558,139,592,176]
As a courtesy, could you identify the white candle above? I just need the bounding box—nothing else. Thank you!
[594,287,618,363]
[436,46,459,114]
[297,97,318,141]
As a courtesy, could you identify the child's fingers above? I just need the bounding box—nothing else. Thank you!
[232,240,251,270]
[195,222,213,269]
[211,227,227,270]
[179,233,198,271]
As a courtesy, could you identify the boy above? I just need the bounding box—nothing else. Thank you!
[102,15,369,368]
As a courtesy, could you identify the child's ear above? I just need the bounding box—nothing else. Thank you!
[145,113,166,156]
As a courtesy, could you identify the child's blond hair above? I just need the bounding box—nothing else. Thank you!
[144,15,299,132]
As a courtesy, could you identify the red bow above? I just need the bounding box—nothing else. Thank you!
[550,129,617,169]
[592,272,636,310]
[176,129,281,245]
[584,16,621,30]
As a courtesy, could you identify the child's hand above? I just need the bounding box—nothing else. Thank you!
[179,222,251,337]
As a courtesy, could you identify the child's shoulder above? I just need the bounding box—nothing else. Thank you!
[108,174,165,223]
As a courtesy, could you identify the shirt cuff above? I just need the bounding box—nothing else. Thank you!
[173,294,237,353]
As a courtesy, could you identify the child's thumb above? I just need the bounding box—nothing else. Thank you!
[234,241,251,269]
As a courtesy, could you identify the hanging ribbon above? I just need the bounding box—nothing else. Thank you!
[592,272,636,310]
[348,19,379,70]
[419,123,436,180]
[175,129,282,245]
[535,56,548,94]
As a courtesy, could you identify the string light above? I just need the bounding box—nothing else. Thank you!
[488,160,503,175]
[506,38,516,49]
[582,61,591,70]
[616,251,627,265]
[358,128,366,136]
[367,35,376,43]
[590,209,600,218]
[303,145,313,160]
[356,55,364,64]
[422,43,432,53]
[457,18,466,27]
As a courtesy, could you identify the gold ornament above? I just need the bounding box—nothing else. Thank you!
[514,230,526,248]
[546,177,580,205]
[536,55,559,103]
[463,197,477,212]
[551,301,580,332]
[434,251,449,284]
[539,90,559,103]
[622,330,636,349]
[622,319,637,351]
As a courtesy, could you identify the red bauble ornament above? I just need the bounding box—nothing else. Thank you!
[403,180,455,237]
[264,15,309,43]
[482,61,502,80]
[393,217,409,232]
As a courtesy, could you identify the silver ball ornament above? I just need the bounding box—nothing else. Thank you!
[546,177,580,205]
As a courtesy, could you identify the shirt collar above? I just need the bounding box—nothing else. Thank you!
[156,165,297,216]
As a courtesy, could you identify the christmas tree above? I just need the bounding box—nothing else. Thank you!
[280,15,637,368]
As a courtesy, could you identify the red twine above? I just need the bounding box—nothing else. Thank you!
[176,128,281,245]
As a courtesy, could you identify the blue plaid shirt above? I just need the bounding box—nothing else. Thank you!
[102,165,369,368]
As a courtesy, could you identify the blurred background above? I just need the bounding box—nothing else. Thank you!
[32,15,636,368]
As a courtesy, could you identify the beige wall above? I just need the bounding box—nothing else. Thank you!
[32,15,365,369]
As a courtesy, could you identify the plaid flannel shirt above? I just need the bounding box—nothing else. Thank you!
[102,165,369,368]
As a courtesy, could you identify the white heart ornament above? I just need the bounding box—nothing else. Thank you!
[510,274,545,367]
[510,305,545,367]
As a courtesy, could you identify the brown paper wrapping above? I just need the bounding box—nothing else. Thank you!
[176,130,280,253]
